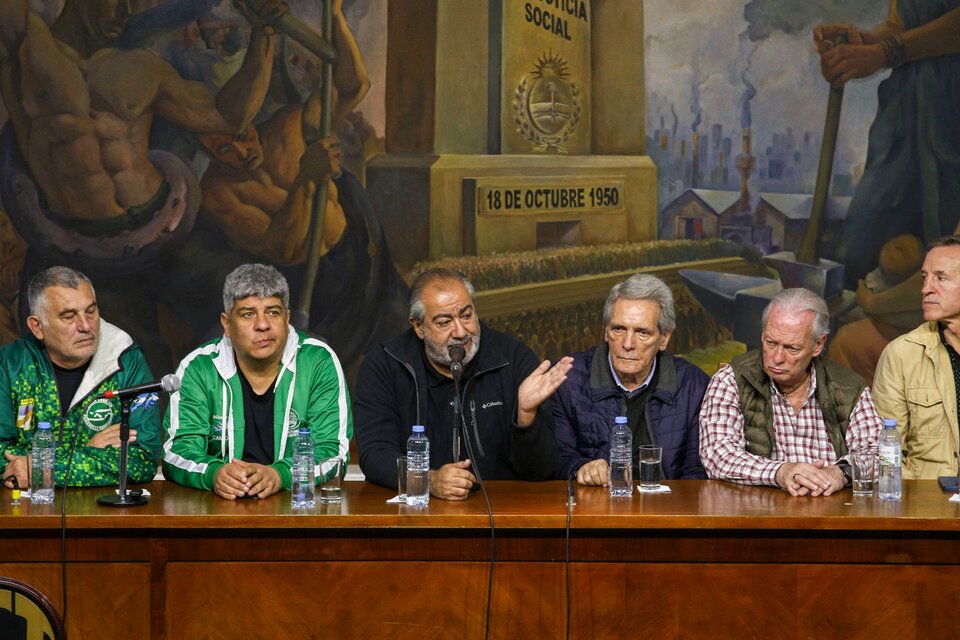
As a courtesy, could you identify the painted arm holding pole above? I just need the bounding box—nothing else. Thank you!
[813,6,960,86]
[808,6,960,258]
[293,0,370,329]
[795,33,845,266]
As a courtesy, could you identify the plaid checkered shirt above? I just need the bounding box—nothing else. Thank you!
[699,364,883,486]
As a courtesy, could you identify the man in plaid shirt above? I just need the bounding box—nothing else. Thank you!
[699,288,883,496]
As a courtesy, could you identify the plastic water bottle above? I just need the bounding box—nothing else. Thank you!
[31,421,56,504]
[609,416,633,497]
[405,425,430,507]
[290,427,316,509]
[877,418,902,501]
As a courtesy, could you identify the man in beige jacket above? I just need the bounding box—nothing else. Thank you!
[873,236,960,479]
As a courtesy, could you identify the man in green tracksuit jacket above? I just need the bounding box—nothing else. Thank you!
[1,267,161,489]
[163,264,352,499]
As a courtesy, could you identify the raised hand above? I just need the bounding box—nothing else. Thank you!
[516,356,573,427]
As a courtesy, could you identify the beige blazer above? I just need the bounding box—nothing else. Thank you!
[873,322,960,479]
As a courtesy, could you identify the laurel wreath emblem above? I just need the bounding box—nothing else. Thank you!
[513,76,581,154]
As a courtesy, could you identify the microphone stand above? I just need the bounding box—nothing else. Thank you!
[451,366,463,462]
[97,398,149,507]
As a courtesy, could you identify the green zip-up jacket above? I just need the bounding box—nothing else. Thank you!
[162,327,352,491]
[0,320,162,486]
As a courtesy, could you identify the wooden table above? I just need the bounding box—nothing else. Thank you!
[1,480,959,639]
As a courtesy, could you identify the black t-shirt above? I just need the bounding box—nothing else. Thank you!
[938,323,960,443]
[238,370,277,465]
[52,361,90,417]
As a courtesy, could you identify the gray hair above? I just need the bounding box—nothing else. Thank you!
[408,268,476,323]
[762,288,830,341]
[602,273,676,334]
[928,234,960,250]
[222,263,289,314]
[28,266,95,321]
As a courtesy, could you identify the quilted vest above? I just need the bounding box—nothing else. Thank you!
[731,350,865,459]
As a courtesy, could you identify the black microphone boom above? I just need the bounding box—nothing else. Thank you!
[102,374,181,400]
[448,345,466,377]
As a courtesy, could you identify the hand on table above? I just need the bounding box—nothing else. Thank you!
[576,459,610,487]
[776,460,845,497]
[3,452,29,489]
[429,460,475,500]
[214,458,280,500]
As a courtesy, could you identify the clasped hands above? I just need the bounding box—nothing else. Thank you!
[812,23,887,86]
[214,458,281,500]
[775,460,846,497]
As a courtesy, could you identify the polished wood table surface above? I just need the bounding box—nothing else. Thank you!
[2,480,959,639]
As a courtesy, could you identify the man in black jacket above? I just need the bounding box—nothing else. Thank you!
[354,268,573,499]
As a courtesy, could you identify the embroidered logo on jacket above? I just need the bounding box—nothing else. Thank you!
[16,399,35,430]
[82,398,115,431]
[131,393,159,412]
[287,409,302,431]
[211,415,225,441]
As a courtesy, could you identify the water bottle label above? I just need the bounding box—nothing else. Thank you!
[878,445,900,467]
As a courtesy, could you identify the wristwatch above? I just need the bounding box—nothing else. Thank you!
[836,461,852,487]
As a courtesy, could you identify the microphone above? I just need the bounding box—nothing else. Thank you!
[448,345,466,379]
[101,374,181,400]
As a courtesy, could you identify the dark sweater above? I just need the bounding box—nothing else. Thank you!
[353,324,558,490]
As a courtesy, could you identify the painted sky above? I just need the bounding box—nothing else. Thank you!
[644,0,888,176]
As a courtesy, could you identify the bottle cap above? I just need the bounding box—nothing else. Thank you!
[615,416,628,424]
[38,421,52,430]
[882,418,897,428]
[412,425,425,433]
[298,426,310,436]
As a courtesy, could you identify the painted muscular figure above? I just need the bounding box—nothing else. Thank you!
[196,0,408,373]
[197,0,368,264]
[0,0,284,230]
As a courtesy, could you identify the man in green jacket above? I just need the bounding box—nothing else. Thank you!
[163,264,352,499]
[1,267,162,489]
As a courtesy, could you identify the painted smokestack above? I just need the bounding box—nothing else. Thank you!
[691,132,700,188]
[735,128,754,213]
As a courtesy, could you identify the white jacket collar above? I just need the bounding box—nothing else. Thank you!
[72,319,134,408]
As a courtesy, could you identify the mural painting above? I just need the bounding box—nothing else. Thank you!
[646,0,960,384]
[0,0,956,389]
[0,0,405,381]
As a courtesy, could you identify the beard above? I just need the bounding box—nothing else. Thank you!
[424,326,481,371]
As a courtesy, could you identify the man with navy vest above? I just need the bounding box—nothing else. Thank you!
[552,274,709,486]
[699,288,883,496]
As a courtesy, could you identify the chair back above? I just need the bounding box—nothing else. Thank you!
[0,576,65,640]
